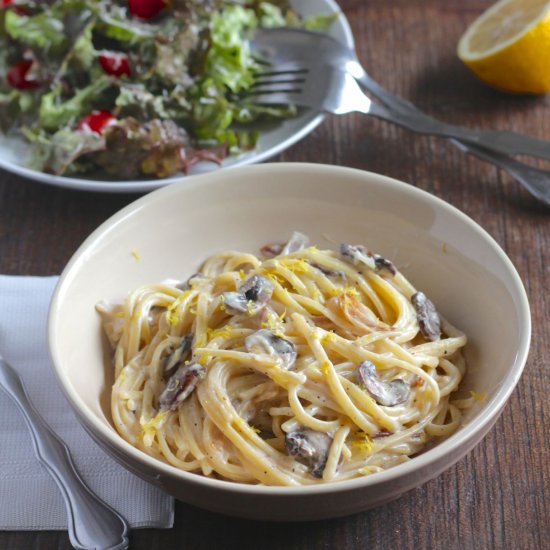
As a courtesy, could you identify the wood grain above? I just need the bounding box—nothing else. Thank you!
[1,1,549,548]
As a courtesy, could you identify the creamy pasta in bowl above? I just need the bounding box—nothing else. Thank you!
[48,163,530,519]
[98,234,469,485]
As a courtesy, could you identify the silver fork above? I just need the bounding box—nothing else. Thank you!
[251,28,550,206]
[0,355,129,550]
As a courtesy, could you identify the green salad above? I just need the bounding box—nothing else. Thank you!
[0,0,333,178]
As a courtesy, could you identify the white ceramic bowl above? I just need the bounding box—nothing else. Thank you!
[48,163,531,521]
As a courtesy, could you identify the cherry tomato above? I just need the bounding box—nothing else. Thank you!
[77,110,116,134]
[7,60,40,90]
[99,52,131,77]
[2,0,29,15]
[128,0,166,20]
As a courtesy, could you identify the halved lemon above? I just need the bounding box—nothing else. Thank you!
[457,0,550,94]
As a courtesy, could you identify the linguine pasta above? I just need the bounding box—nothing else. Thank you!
[97,233,469,486]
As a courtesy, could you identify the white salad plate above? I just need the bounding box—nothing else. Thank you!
[0,0,352,193]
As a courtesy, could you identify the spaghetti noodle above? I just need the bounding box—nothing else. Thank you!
[97,232,469,486]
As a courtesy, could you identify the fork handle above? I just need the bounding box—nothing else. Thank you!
[366,99,550,161]
[355,73,550,204]
[0,357,129,550]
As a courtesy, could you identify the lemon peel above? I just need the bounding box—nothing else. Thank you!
[351,432,374,453]
[207,324,234,341]
[166,290,191,326]
[457,0,550,93]
[470,389,488,401]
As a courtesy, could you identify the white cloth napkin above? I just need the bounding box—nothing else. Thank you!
[0,275,174,530]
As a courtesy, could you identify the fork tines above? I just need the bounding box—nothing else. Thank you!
[250,64,309,96]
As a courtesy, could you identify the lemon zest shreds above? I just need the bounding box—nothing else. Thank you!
[141,411,168,446]
[470,390,488,401]
[321,361,331,375]
[194,348,210,366]
[279,258,311,275]
[351,432,374,453]
[261,310,286,332]
[207,325,233,341]
[265,272,286,286]
[359,466,377,476]
[327,286,361,299]
[195,334,207,348]
[231,417,260,435]
[238,269,246,279]
[167,290,191,326]
[131,249,140,262]
[320,332,335,346]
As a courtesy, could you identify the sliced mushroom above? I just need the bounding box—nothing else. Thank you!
[222,275,273,315]
[340,243,376,270]
[373,430,393,438]
[411,291,441,341]
[221,292,248,314]
[259,231,309,258]
[308,262,345,278]
[163,333,193,378]
[260,242,284,258]
[285,429,333,478]
[339,244,396,277]
[176,272,201,290]
[158,362,206,411]
[356,360,409,407]
[371,254,397,276]
[281,231,310,255]
[245,329,297,370]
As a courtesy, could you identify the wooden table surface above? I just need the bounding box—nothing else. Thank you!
[1,1,549,548]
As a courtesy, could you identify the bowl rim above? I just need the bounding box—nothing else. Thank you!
[48,162,531,495]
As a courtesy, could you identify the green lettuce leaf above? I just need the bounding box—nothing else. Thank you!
[303,13,339,31]
[0,89,40,131]
[4,10,66,51]
[116,84,173,120]
[149,25,199,87]
[0,91,18,132]
[96,4,156,44]
[39,76,112,130]
[0,35,7,78]
[258,2,286,28]
[188,78,233,141]
[70,20,97,70]
[23,126,105,175]
[206,5,258,92]
[232,102,297,124]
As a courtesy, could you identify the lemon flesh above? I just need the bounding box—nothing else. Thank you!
[457,0,550,94]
